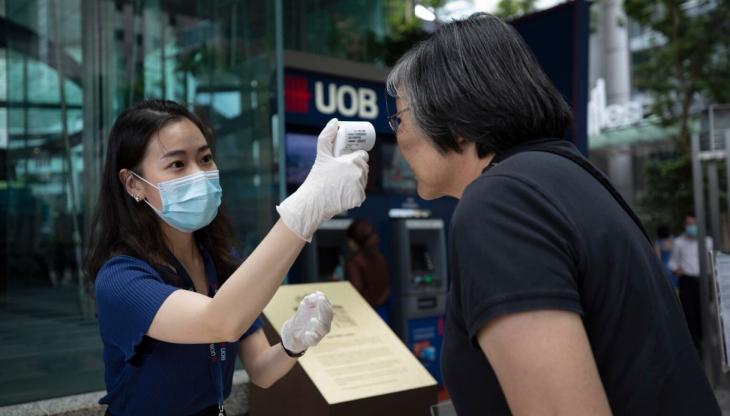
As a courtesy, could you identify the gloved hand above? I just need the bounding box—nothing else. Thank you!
[277,119,369,242]
[281,291,334,354]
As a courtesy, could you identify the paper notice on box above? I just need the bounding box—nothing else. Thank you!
[262,281,436,404]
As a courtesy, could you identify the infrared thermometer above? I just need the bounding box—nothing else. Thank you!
[334,121,376,157]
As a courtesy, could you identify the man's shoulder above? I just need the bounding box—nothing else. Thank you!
[455,173,534,226]
[674,235,702,244]
[454,170,578,247]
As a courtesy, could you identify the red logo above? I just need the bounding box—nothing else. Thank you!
[285,75,311,113]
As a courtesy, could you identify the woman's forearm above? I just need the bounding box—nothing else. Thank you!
[247,343,299,388]
[209,219,306,341]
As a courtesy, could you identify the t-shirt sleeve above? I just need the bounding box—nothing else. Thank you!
[240,316,264,340]
[95,256,178,361]
[453,174,584,343]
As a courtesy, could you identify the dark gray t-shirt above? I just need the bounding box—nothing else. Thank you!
[441,140,719,415]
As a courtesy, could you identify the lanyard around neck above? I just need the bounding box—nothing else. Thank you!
[166,247,227,414]
[209,342,226,414]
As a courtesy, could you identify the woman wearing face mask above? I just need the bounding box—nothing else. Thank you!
[668,213,713,356]
[85,100,368,416]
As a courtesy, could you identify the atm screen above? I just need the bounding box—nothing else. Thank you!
[285,132,317,185]
[410,244,433,273]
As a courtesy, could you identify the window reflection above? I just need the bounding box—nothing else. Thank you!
[1,0,278,405]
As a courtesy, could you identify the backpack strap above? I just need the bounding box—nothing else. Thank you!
[489,143,653,245]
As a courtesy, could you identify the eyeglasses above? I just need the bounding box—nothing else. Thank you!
[387,108,410,133]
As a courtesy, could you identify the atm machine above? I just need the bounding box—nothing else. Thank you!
[299,219,353,283]
[391,219,448,384]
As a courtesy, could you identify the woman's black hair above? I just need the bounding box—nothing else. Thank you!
[656,224,671,240]
[346,218,379,255]
[85,99,239,288]
[386,12,573,157]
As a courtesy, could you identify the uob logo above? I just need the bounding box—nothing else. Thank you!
[314,81,379,119]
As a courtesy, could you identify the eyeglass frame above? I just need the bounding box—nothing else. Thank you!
[387,108,410,133]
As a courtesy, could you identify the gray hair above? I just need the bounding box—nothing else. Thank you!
[385,13,572,158]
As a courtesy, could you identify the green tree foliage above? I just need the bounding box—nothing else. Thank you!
[376,0,446,66]
[495,0,536,19]
[623,0,730,152]
[638,155,694,234]
[627,1,730,233]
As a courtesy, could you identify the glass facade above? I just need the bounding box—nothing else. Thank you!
[1,0,280,405]
[283,0,388,66]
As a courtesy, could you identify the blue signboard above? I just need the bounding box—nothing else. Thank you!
[512,0,589,155]
[407,316,445,384]
[284,69,393,134]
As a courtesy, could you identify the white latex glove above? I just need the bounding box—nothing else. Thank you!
[281,291,334,354]
[276,118,369,242]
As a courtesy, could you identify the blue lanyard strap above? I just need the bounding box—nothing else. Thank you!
[164,245,227,414]
[209,342,226,414]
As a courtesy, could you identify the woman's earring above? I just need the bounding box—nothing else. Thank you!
[134,194,141,202]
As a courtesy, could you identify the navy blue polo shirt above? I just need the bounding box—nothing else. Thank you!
[95,248,262,416]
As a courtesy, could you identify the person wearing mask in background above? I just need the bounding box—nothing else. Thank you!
[345,218,390,321]
[86,100,369,416]
[386,13,719,415]
[669,213,713,356]
[655,224,678,292]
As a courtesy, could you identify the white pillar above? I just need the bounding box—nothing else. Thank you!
[600,0,634,205]
[607,145,634,206]
[600,0,631,106]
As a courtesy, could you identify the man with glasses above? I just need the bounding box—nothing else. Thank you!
[384,12,719,416]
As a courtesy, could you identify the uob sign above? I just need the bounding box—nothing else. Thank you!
[314,81,378,119]
[284,69,390,133]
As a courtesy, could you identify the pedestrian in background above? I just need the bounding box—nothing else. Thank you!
[669,212,713,356]
[345,218,390,321]
[655,224,678,291]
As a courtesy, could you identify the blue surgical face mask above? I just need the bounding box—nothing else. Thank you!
[686,224,698,238]
[132,170,222,233]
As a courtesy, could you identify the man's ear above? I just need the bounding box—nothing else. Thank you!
[456,137,477,155]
